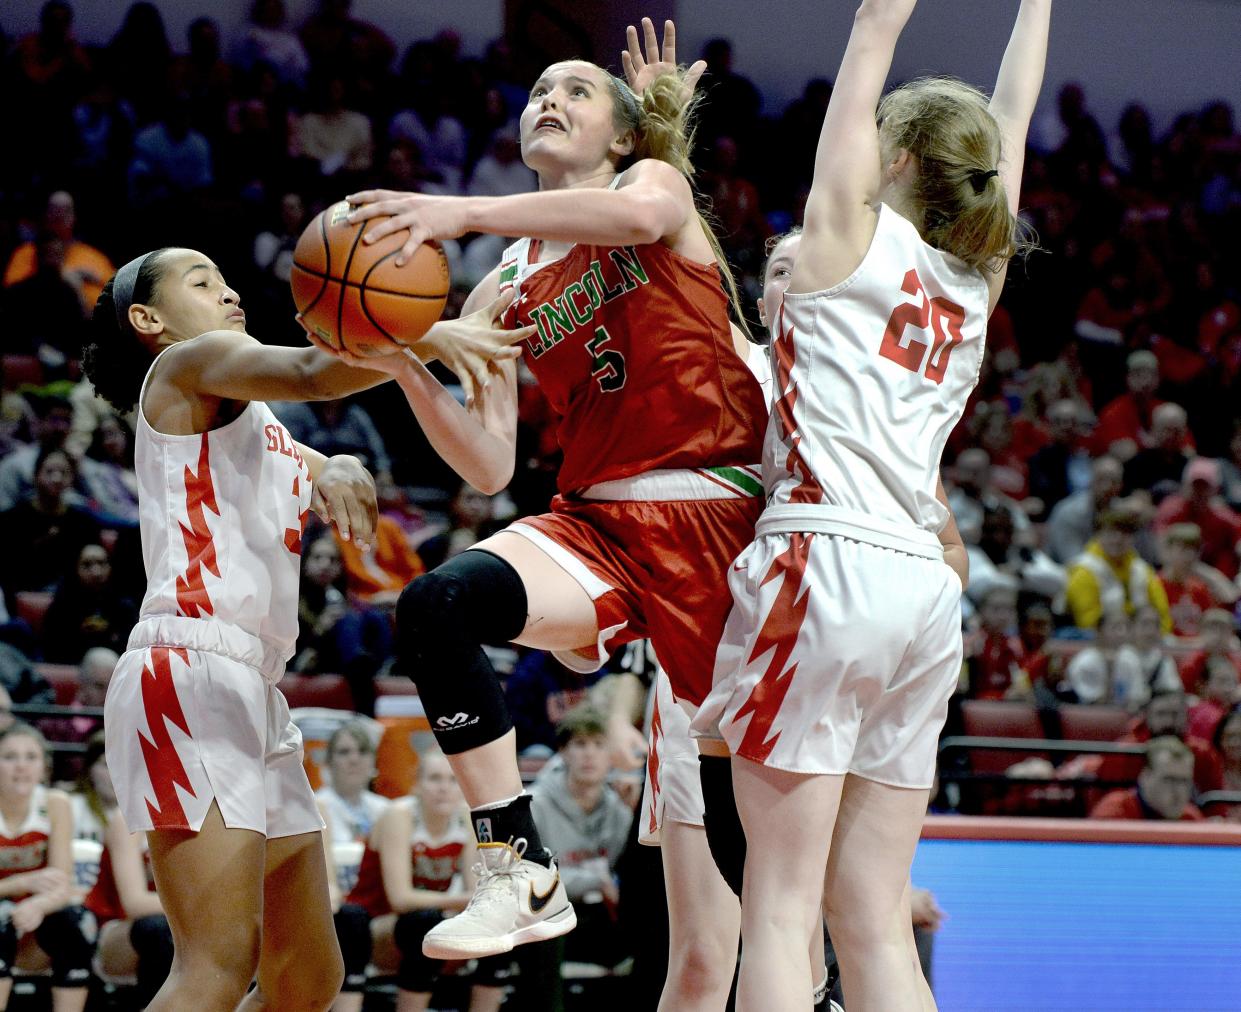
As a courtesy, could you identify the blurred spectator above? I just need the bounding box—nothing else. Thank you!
[171,17,234,140]
[1158,523,1238,637]
[1130,605,1182,695]
[1,231,90,367]
[299,0,395,81]
[335,515,424,612]
[416,483,499,571]
[1094,690,1217,791]
[964,506,1065,605]
[106,1,173,124]
[1187,655,1240,742]
[389,77,468,194]
[0,643,55,706]
[0,687,14,734]
[1065,505,1172,632]
[70,75,136,183]
[273,399,390,476]
[1064,609,1149,708]
[1218,421,1241,512]
[1046,455,1124,563]
[1178,608,1241,694]
[700,135,771,265]
[531,707,634,970]
[253,190,307,287]
[68,731,113,841]
[234,0,309,86]
[1200,705,1241,799]
[1153,458,1241,579]
[1089,737,1204,820]
[1027,399,1093,516]
[39,647,113,774]
[337,750,504,1012]
[695,38,761,151]
[468,128,534,198]
[128,94,214,206]
[293,532,389,711]
[80,414,140,524]
[315,722,389,844]
[291,72,373,179]
[1017,601,1058,699]
[505,651,605,757]
[1122,403,1194,495]
[1090,350,1164,460]
[962,587,1030,701]
[12,1,91,105]
[41,545,137,663]
[0,447,101,600]
[3,190,114,309]
[946,448,1031,546]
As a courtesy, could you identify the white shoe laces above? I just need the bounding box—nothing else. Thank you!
[464,838,529,915]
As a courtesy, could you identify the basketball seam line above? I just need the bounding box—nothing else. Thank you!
[290,263,448,300]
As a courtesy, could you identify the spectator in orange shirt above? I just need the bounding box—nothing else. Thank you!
[1159,523,1237,637]
[3,191,113,309]
[335,515,424,608]
[1089,736,1204,821]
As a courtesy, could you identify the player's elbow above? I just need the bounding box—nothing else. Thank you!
[624,193,678,245]
[471,462,513,497]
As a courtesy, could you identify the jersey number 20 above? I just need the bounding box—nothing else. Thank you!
[878,269,965,385]
[587,326,627,393]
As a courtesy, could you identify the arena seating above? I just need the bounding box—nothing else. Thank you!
[277,673,354,711]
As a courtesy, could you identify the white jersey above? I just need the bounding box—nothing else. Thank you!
[132,347,313,680]
[763,203,989,553]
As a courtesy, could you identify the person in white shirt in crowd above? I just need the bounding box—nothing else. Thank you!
[316,722,390,845]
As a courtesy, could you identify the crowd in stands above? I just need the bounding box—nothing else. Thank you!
[1,0,1240,1003]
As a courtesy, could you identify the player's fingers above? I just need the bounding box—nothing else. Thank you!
[662,19,677,65]
[642,16,659,65]
[625,24,643,70]
[685,60,707,95]
[309,485,332,528]
[620,50,635,88]
[325,487,352,541]
[459,368,478,411]
[486,287,517,323]
[346,188,400,207]
[500,323,538,347]
[342,483,375,550]
[395,228,429,267]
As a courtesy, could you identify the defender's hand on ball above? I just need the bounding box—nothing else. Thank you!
[417,290,535,408]
[311,454,378,550]
[347,190,469,267]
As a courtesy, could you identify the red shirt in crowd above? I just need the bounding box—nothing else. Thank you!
[1177,650,1241,694]
[1089,788,1204,821]
[1094,721,1218,792]
[1154,497,1241,579]
[1160,571,1216,637]
[1188,699,1231,742]
[964,630,1025,700]
[1090,391,1163,456]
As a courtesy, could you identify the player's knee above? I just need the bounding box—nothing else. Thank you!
[175,917,261,1000]
[824,894,904,954]
[397,570,469,661]
[669,936,735,1000]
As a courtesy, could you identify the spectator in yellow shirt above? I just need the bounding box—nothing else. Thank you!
[1066,504,1173,632]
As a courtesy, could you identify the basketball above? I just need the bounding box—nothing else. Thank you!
[290,200,450,357]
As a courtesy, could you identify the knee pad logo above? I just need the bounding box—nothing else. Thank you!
[436,712,480,730]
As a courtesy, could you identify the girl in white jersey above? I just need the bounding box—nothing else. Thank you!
[691,1,1052,1009]
[81,247,523,1012]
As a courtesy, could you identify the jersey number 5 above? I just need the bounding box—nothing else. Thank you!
[587,326,627,393]
[878,269,965,385]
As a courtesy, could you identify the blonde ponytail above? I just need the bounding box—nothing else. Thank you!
[606,69,751,336]
[877,77,1035,272]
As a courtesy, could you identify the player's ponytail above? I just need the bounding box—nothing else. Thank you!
[607,69,751,336]
[877,78,1034,272]
[83,248,173,413]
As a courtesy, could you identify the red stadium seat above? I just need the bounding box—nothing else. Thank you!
[277,673,353,711]
[1058,704,1133,742]
[960,699,1048,775]
[35,664,79,706]
[2,355,43,390]
[14,591,53,638]
[373,676,419,698]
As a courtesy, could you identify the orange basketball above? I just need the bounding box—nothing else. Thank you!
[290,200,449,357]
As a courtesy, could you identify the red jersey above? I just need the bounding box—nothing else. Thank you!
[84,840,155,925]
[499,238,765,493]
[0,785,51,900]
[345,807,468,917]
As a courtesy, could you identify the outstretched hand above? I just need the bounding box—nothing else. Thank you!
[345,190,469,267]
[621,17,706,101]
[311,454,377,549]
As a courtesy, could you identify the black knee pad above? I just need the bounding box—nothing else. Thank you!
[699,755,747,898]
[473,953,516,988]
[35,905,96,988]
[392,909,444,993]
[396,551,528,754]
[0,903,17,979]
[333,904,372,992]
[129,913,174,1000]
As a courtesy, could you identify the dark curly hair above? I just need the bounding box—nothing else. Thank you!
[81,248,175,413]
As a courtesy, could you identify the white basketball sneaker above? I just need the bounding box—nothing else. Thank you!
[422,838,577,960]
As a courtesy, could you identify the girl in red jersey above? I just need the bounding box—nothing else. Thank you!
[690,1,1051,1008]
[333,750,505,1012]
[319,18,767,961]
[0,723,93,1012]
[83,806,172,1007]
[81,247,524,1012]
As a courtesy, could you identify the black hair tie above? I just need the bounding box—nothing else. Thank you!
[969,168,1000,195]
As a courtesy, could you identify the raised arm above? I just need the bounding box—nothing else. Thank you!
[792,0,918,294]
[989,0,1053,215]
[345,157,696,267]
